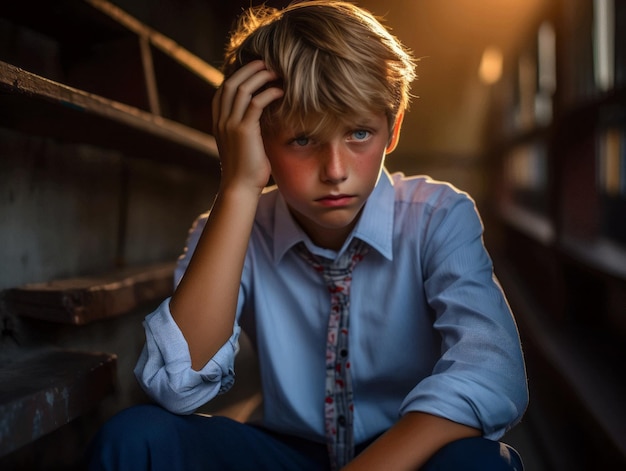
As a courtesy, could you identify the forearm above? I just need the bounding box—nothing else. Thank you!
[169,61,283,371]
[342,412,481,471]
[170,184,259,370]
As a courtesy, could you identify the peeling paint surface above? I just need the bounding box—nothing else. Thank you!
[0,350,116,457]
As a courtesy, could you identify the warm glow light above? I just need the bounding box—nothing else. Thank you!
[599,128,622,196]
[479,46,503,85]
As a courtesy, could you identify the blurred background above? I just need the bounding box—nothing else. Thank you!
[0,1,624,469]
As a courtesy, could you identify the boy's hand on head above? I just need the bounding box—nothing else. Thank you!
[212,60,284,195]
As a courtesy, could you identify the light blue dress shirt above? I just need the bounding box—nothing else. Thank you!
[135,169,528,445]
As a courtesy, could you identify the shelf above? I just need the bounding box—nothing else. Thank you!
[558,85,626,129]
[496,262,626,467]
[560,236,626,282]
[499,203,555,246]
[0,349,117,458]
[5,262,175,325]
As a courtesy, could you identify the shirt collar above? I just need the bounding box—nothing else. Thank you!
[272,168,395,263]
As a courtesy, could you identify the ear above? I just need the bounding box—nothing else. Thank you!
[386,111,404,154]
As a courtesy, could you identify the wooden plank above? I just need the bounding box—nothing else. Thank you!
[139,35,162,116]
[0,60,219,170]
[85,0,224,88]
[0,349,117,458]
[5,262,175,325]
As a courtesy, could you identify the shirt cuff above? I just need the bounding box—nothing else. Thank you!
[135,298,239,413]
[399,372,526,440]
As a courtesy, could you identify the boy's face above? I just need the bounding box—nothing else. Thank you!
[263,111,390,250]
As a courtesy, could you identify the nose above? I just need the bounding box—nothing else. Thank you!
[320,143,348,184]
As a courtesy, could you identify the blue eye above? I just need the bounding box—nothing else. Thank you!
[293,136,310,146]
[352,130,370,140]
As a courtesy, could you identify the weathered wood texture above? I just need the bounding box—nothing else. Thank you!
[0,350,117,458]
[0,0,222,465]
[6,263,175,325]
[0,60,219,170]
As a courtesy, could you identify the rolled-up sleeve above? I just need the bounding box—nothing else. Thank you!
[133,211,242,414]
[134,298,240,414]
[399,192,528,439]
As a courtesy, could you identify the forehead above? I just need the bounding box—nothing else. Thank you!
[267,109,388,137]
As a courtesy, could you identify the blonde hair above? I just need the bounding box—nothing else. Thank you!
[222,0,416,136]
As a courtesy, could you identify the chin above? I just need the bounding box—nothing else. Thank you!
[316,213,360,231]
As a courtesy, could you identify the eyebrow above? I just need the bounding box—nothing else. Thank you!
[352,120,376,128]
[346,116,384,129]
[279,111,383,136]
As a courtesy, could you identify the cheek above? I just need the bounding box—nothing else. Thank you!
[356,149,386,177]
[270,158,313,193]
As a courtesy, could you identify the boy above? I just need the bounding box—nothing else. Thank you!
[89,1,528,470]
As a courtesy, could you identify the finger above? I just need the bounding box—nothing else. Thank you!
[239,86,284,129]
[217,61,268,128]
[227,69,282,125]
[213,61,264,133]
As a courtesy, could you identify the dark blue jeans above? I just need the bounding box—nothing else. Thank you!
[87,404,523,470]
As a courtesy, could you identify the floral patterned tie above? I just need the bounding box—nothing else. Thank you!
[297,238,368,470]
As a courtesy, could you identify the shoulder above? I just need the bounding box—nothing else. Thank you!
[386,172,484,248]
[389,171,475,211]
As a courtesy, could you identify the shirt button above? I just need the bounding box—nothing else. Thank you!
[338,415,346,426]
[340,349,348,357]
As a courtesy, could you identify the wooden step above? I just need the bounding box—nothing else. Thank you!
[0,60,219,171]
[5,262,175,325]
[0,349,117,458]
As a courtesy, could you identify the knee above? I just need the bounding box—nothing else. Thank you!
[422,437,524,471]
[96,404,173,445]
[86,404,179,470]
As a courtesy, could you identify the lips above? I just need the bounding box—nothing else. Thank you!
[316,194,356,207]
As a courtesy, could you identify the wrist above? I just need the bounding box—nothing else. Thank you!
[217,180,264,207]
[219,171,268,196]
